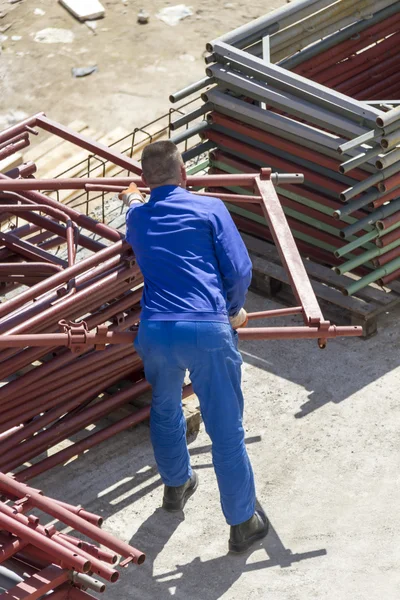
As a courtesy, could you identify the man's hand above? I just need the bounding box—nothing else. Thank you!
[119,183,145,207]
[229,308,248,329]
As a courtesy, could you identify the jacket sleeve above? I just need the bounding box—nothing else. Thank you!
[209,200,252,317]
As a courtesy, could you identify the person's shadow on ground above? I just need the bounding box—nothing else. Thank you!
[129,504,327,600]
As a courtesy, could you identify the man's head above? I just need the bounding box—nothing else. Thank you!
[141,141,186,189]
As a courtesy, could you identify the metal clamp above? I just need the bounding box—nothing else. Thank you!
[58,320,88,354]
[94,324,108,351]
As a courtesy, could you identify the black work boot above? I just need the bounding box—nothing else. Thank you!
[229,510,269,553]
[162,472,199,512]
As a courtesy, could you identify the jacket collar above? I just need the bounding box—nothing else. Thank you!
[149,185,182,202]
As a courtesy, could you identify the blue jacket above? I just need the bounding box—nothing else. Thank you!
[125,185,252,323]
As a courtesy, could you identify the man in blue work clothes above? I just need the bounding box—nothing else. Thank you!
[122,141,268,553]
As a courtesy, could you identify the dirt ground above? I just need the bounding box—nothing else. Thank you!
[0,0,285,131]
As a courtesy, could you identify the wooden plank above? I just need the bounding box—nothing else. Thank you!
[0,152,22,173]
[250,254,376,318]
[37,128,102,177]
[23,120,88,163]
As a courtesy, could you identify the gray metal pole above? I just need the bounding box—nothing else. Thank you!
[206,0,339,52]
[170,121,209,145]
[207,64,369,138]
[170,103,211,131]
[210,41,380,124]
[170,77,214,104]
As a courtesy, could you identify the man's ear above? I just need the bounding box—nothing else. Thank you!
[180,164,187,188]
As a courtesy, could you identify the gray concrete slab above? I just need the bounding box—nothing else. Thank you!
[34,291,400,599]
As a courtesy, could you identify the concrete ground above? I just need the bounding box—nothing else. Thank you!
[35,291,400,600]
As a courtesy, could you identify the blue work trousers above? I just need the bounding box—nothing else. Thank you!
[134,320,256,526]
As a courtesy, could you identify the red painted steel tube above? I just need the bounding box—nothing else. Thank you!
[4,267,140,338]
[0,474,146,565]
[373,245,400,267]
[237,325,361,340]
[0,354,140,438]
[0,534,29,563]
[256,177,324,326]
[203,130,344,196]
[321,33,400,88]
[356,70,400,99]
[378,172,400,194]
[371,186,400,209]
[208,111,367,180]
[19,405,152,483]
[0,263,63,275]
[376,227,400,249]
[0,509,90,573]
[247,307,303,319]
[0,113,43,145]
[338,52,400,96]
[0,203,78,270]
[51,501,103,528]
[0,175,123,244]
[0,138,30,161]
[57,534,118,565]
[5,161,37,179]
[295,15,400,74]
[0,173,269,192]
[49,536,119,583]
[0,132,29,151]
[0,231,67,267]
[36,114,142,176]
[0,292,142,400]
[379,266,400,286]
[376,212,400,231]
[0,239,128,321]
[0,204,105,253]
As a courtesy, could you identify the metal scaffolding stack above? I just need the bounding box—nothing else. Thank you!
[169,0,400,298]
[0,473,145,598]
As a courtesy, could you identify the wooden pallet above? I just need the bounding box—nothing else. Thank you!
[242,233,400,339]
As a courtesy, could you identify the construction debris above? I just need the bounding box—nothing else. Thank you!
[137,8,150,24]
[59,0,105,22]
[72,65,97,77]
[156,4,193,26]
[34,28,75,44]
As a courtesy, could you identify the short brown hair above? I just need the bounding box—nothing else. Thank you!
[141,141,183,186]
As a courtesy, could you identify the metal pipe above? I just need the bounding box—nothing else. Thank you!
[211,40,379,124]
[237,324,361,340]
[206,0,342,52]
[373,245,400,267]
[207,63,369,138]
[0,510,90,573]
[339,147,382,174]
[170,103,212,130]
[378,266,400,285]
[70,572,106,593]
[0,138,30,161]
[0,469,146,565]
[340,160,400,202]
[380,129,400,151]
[345,255,400,295]
[375,147,400,170]
[341,198,400,238]
[335,238,400,274]
[376,226,400,248]
[169,77,214,104]
[376,212,400,231]
[0,113,43,145]
[247,306,303,319]
[0,240,128,321]
[376,105,400,128]
[378,170,400,193]
[169,121,209,145]
[282,3,400,70]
